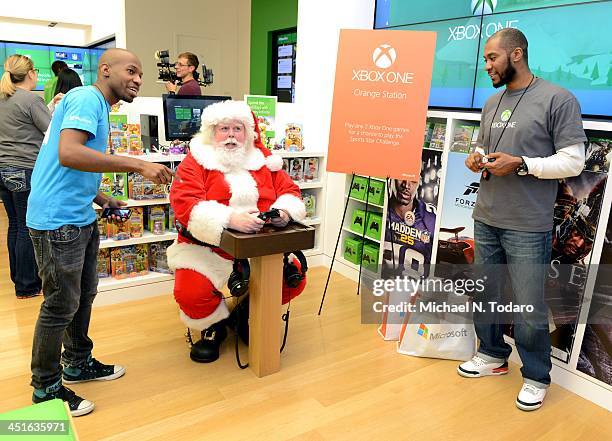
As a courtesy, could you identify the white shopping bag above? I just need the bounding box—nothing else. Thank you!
[396,292,477,361]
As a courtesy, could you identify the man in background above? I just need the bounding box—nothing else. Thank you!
[164,51,201,96]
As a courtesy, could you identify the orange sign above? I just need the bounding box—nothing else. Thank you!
[327,29,436,180]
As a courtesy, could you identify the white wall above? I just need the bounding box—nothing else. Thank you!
[124,0,251,98]
[0,0,125,46]
[295,0,375,260]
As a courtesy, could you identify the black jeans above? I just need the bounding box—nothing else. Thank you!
[29,222,99,389]
[0,166,41,296]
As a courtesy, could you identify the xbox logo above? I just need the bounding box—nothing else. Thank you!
[372,44,396,69]
[500,109,512,122]
[471,0,497,15]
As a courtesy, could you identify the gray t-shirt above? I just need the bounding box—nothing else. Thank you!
[0,88,51,169]
[473,77,587,232]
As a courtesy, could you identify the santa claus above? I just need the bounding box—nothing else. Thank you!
[167,100,306,363]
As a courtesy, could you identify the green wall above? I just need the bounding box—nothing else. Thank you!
[250,0,298,95]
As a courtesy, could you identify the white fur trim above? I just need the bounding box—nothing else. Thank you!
[272,194,306,222]
[189,139,265,172]
[266,154,284,172]
[188,200,233,246]
[166,242,233,289]
[179,301,229,331]
[225,169,259,212]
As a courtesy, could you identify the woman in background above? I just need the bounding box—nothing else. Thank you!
[54,67,82,95]
[0,55,51,298]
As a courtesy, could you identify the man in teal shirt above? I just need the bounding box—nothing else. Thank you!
[27,48,174,416]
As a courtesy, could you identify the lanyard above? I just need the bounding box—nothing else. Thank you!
[486,74,535,155]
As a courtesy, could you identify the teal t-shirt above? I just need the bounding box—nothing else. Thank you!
[27,86,110,230]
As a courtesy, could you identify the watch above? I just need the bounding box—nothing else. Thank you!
[516,157,529,176]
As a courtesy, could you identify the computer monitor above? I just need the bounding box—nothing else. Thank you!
[162,94,231,141]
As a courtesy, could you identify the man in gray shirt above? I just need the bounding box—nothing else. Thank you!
[457,28,586,411]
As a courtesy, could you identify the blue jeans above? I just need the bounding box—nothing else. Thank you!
[473,220,552,387]
[0,166,41,296]
[29,222,99,390]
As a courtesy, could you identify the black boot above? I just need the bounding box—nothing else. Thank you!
[228,296,249,345]
[190,321,228,363]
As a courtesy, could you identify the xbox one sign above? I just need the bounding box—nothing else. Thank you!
[372,44,396,69]
[351,44,414,85]
[471,0,497,15]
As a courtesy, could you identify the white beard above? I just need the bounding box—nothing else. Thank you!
[214,140,248,170]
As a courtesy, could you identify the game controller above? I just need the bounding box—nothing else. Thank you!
[369,221,380,232]
[258,208,281,221]
[101,207,132,221]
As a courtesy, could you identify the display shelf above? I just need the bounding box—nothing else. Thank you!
[301,217,321,226]
[97,271,174,292]
[345,195,384,209]
[298,180,323,189]
[303,247,321,257]
[99,231,177,249]
[272,151,326,158]
[336,255,378,277]
[114,152,186,163]
[341,227,381,244]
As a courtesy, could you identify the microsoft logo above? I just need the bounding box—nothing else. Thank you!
[372,44,397,69]
[471,0,497,15]
[417,323,429,339]
[501,109,512,122]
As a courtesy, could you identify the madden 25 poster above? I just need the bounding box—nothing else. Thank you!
[383,148,442,278]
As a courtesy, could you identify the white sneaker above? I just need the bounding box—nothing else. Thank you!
[516,382,547,411]
[457,355,509,378]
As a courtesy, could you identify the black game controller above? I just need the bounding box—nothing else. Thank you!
[369,221,380,232]
[354,216,363,227]
[101,207,132,221]
[258,208,281,221]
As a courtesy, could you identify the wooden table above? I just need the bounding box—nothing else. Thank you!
[219,223,315,377]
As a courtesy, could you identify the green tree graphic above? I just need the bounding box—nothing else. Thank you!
[584,65,590,75]
[591,62,600,81]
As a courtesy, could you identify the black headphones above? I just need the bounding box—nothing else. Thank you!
[227,251,307,296]
[227,259,250,297]
[283,251,308,288]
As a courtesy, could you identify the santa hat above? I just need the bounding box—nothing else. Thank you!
[196,100,282,171]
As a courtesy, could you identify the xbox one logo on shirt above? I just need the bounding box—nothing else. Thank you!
[500,109,512,122]
[471,0,497,15]
[372,44,397,69]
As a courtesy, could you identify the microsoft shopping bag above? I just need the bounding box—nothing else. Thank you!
[397,292,476,361]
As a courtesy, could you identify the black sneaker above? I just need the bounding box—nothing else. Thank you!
[62,355,125,384]
[32,383,94,417]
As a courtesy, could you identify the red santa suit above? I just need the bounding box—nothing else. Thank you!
[167,101,306,331]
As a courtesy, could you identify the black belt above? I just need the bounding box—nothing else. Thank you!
[175,220,217,248]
